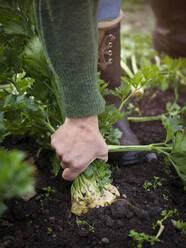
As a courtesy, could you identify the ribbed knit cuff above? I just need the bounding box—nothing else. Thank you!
[58,67,105,118]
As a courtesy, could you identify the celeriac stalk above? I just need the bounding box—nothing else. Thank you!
[108,144,171,153]
[128,115,163,122]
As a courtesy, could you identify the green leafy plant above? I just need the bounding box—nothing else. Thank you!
[0,148,35,215]
[153,176,162,190]
[143,176,162,192]
[42,186,55,199]
[0,1,63,145]
[162,194,169,201]
[128,102,186,123]
[143,177,162,192]
[47,227,53,235]
[39,186,55,209]
[129,209,178,248]
[108,110,186,190]
[128,230,160,248]
[143,181,152,192]
[171,219,186,234]
[1,1,186,218]
[0,0,35,80]
[40,199,44,209]
[152,209,178,239]
[121,24,186,93]
[76,217,95,233]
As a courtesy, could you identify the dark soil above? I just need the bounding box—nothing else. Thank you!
[0,88,186,248]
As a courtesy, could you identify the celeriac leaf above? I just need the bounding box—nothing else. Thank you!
[172,132,186,155]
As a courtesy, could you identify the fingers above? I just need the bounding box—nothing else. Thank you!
[96,145,108,163]
[62,168,81,181]
[61,157,97,181]
[60,161,66,169]
[62,164,88,180]
[96,153,108,163]
[61,154,108,181]
[58,147,108,181]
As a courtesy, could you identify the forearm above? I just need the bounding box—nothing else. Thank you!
[34,0,105,118]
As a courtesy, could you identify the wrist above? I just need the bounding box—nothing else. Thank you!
[65,115,99,130]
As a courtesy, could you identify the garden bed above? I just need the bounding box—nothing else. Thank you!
[0,88,186,248]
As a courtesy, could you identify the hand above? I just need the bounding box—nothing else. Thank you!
[51,115,108,181]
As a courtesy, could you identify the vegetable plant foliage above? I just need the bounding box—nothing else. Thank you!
[0,0,186,216]
[0,148,34,215]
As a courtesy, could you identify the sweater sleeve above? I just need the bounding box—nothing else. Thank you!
[34,0,105,118]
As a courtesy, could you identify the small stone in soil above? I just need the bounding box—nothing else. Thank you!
[49,216,55,222]
[101,237,110,244]
[146,152,157,161]
[122,194,127,199]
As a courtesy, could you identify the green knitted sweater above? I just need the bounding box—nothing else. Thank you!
[34,0,105,118]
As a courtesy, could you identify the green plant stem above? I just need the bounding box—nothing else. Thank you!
[131,54,138,75]
[121,60,134,79]
[9,79,22,95]
[176,70,186,82]
[41,120,55,133]
[128,115,163,122]
[119,84,146,113]
[155,221,165,239]
[181,106,186,113]
[3,89,10,95]
[149,142,167,146]
[167,156,185,183]
[108,144,172,153]
[119,92,133,112]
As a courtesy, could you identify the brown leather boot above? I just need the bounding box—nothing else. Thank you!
[98,11,143,165]
[150,0,186,58]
